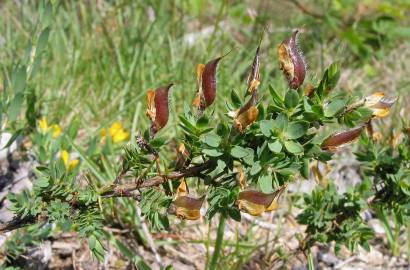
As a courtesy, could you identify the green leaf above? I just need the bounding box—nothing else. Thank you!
[274,113,288,131]
[228,207,241,222]
[230,89,242,107]
[269,85,283,104]
[250,162,262,175]
[37,27,50,54]
[258,174,273,193]
[268,140,282,153]
[231,146,252,159]
[196,116,209,129]
[8,93,24,122]
[284,90,299,108]
[324,99,346,117]
[202,148,223,157]
[201,133,221,148]
[12,66,27,94]
[284,140,304,154]
[259,120,274,137]
[285,121,309,139]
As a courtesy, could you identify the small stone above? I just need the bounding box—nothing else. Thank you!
[319,252,339,266]
[368,219,385,235]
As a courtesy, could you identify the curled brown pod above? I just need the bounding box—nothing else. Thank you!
[168,181,205,220]
[175,143,191,170]
[321,126,365,151]
[202,57,223,107]
[278,30,306,89]
[237,189,281,216]
[193,51,231,111]
[230,91,259,132]
[146,84,173,137]
[246,45,261,95]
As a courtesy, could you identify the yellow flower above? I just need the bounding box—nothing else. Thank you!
[52,124,62,138]
[101,122,129,143]
[39,117,49,133]
[60,150,79,171]
[39,117,62,138]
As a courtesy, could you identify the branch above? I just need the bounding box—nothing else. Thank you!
[99,160,214,197]
[0,216,37,233]
[0,160,214,234]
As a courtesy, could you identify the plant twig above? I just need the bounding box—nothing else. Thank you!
[100,160,214,197]
[208,213,226,270]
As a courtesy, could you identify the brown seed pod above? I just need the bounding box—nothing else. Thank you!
[231,91,259,132]
[362,92,397,118]
[237,189,283,216]
[278,30,306,89]
[246,45,261,95]
[321,126,365,151]
[202,56,223,107]
[169,181,205,220]
[193,51,231,110]
[146,84,173,136]
[175,143,191,170]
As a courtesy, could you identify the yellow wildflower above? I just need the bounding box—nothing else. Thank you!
[39,117,49,133]
[101,122,129,143]
[60,150,79,171]
[52,124,62,138]
[38,117,62,138]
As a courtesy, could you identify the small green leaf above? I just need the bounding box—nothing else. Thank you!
[201,133,221,148]
[228,208,241,222]
[231,146,252,159]
[269,85,283,104]
[202,148,223,157]
[324,99,346,117]
[285,121,309,139]
[196,116,209,129]
[258,174,273,193]
[230,89,242,107]
[284,90,299,108]
[284,140,304,154]
[274,113,288,131]
[268,140,282,153]
[250,162,262,175]
[259,120,274,137]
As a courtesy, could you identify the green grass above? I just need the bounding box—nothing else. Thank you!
[1,0,347,144]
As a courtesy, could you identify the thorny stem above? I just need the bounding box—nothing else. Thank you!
[208,213,227,270]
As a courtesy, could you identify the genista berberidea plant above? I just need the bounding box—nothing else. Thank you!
[3,23,406,269]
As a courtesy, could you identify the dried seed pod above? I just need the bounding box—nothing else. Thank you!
[278,30,306,89]
[202,56,223,107]
[237,190,279,216]
[175,143,191,170]
[146,84,173,137]
[172,196,205,220]
[237,166,247,190]
[363,92,397,118]
[246,45,261,95]
[194,52,231,110]
[169,181,205,220]
[192,64,206,109]
[231,92,259,132]
[321,126,365,151]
